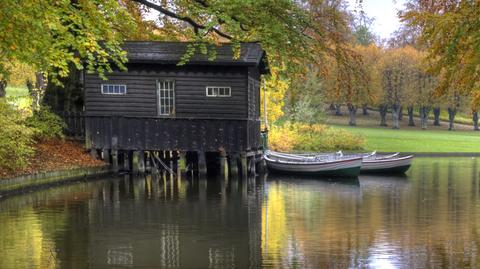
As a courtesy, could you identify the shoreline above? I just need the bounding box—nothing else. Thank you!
[0,165,112,198]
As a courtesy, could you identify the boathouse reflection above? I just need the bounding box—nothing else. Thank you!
[83,174,264,268]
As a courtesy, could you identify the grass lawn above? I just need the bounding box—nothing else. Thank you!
[6,86,28,97]
[334,125,480,153]
[5,86,31,109]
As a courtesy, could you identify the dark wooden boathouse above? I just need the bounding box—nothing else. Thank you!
[84,41,269,175]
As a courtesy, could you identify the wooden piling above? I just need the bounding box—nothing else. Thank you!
[138,151,146,174]
[249,155,256,176]
[131,151,140,174]
[198,151,207,176]
[219,150,228,179]
[228,153,239,177]
[179,151,187,174]
[111,150,119,173]
[172,151,179,175]
[102,149,111,164]
[240,152,248,178]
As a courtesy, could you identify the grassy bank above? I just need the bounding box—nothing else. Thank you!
[334,125,480,153]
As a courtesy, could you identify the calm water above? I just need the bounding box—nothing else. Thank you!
[1,158,480,268]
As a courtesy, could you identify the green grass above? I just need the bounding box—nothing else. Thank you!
[4,86,31,110]
[334,125,480,152]
[6,86,28,97]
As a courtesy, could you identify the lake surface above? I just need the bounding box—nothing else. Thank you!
[1,157,480,268]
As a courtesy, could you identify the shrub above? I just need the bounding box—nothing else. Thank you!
[0,100,35,170]
[25,106,65,140]
[268,121,365,152]
[268,122,301,152]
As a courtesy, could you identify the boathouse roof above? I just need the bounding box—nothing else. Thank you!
[123,41,269,74]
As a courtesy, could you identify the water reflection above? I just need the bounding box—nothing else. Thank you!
[2,158,480,268]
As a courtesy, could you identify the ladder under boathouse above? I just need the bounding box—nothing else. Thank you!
[83,41,269,175]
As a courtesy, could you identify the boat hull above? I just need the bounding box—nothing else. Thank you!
[265,157,362,178]
[361,156,413,174]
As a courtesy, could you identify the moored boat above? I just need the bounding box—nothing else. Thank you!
[264,153,362,178]
[360,155,413,174]
[266,150,413,174]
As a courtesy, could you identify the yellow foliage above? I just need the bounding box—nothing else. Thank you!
[3,61,36,87]
[268,122,300,152]
[268,122,365,152]
[260,66,289,124]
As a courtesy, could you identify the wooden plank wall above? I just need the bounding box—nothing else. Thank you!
[84,64,248,119]
[86,117,260,152]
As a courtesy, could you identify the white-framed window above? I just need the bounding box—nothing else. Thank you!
[101,84,127,95]
[206,86,231,97]
[158,80,175,115]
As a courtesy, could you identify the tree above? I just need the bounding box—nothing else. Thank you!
[401,1,480,106]
[378,47,418,129]
[0,0,136,84]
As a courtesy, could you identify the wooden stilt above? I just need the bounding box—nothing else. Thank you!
[132,151,140,175]
[179,151,187,174]
[249,155,256,176]
[102,149,111,163]
[219,150,228,179]
[138,150,145,174]
[127,151,133,172]
[172,151,179,175]
[240,152,248,178]
[111,150,119,173]
[228,153,239,177]
[198,151,207,176]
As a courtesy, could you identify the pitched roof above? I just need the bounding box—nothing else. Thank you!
[123,41,269,74]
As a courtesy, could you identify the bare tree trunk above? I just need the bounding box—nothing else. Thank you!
[419,106,431,130]
[362,104,369,115]
[407,106,415,126]
[334,104,342,116]
[448,107,456,131]
[433,107,441,126]
[379,104,388,126]
[474,111,479,131]
[391,104,400,129]
[0,79,7,98]
[348,104,357,126]
[398,106,403,121]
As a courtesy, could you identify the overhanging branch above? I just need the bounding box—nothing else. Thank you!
[131,0,233,39]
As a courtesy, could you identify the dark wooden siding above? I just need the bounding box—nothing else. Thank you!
[85,64,248,119]
[86,116,261,152]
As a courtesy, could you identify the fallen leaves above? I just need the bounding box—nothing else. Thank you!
[0,139,105,179]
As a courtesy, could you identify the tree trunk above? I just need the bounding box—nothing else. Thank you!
[334,104,342,116]
[0,79,7,98]
[379,104,388,126]
[348,104,357,126]
[362,104,369,115]
[398,106,403,121]
[391,104,400,129]
[448,107,456,131]
[433,107,441,126]
[419,106,431,130]
[407,106,415,126]
[473,111,479,131]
